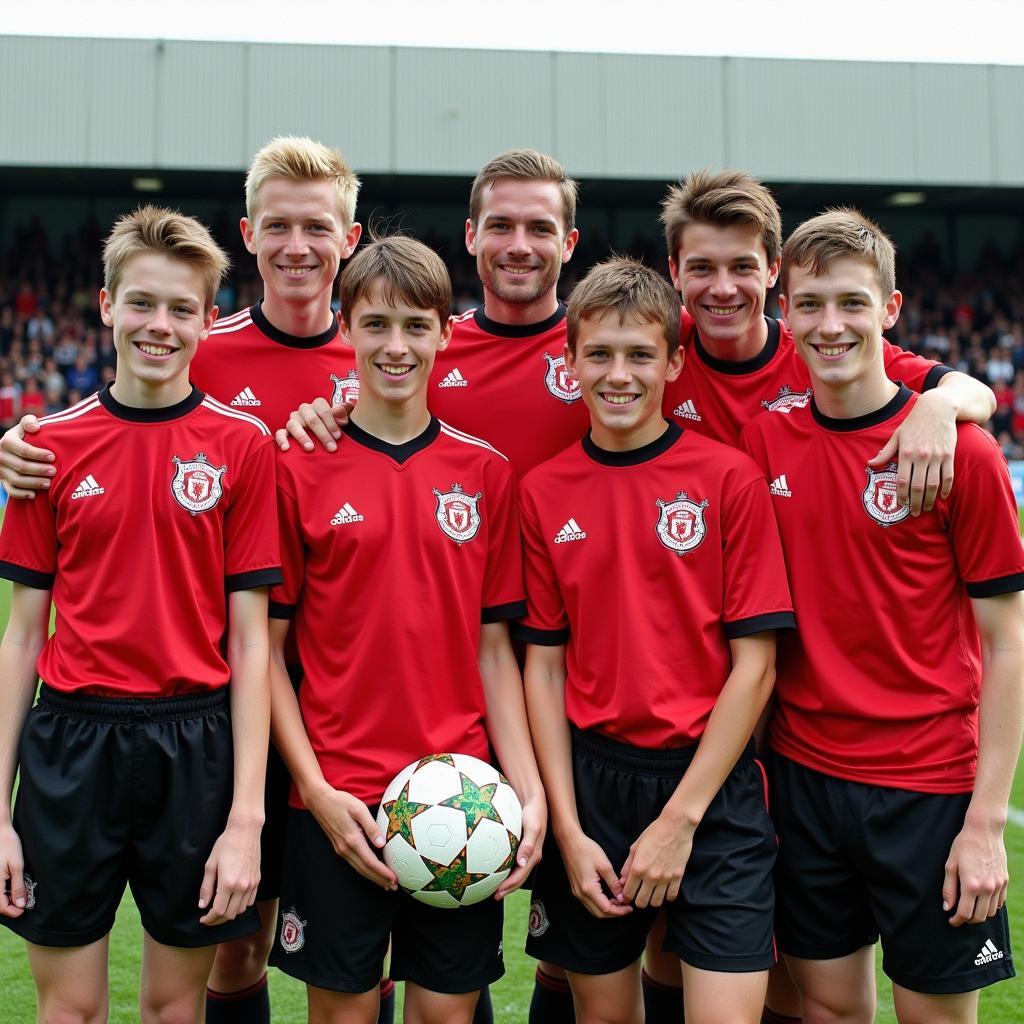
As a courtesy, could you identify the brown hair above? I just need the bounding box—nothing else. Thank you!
[340,234,451,328]
[660,169,782,266]
[781,207,896,298]
[103,205,228,312]
[469,149,578,233]
[566,256,681,357]
[245,136,360,229]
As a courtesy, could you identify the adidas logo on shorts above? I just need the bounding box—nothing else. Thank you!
[554,518,586,544]
[974,938,1004,966]
[71,474,105,499]
[230,387,261,407]
[438,368,469,388]
[331,502,364,525]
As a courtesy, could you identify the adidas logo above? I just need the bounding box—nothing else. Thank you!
[438,368,469,388]
[330,502,364,525]
[71,474,105,499]
[554,518,586,544]
[769,474,792,497]
[230,387,261,407]
[974,939,1004,966]
[673,399,701,421]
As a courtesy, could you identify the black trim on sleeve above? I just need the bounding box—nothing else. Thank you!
[99,383,205,422]
[723,611,796,639]
[511,622,570,646]
[812,386,914,432]
[343,416,441,464]
[226,567,284,592]
[474,302,566,339]
[0,561,55,590]
[251,301,339,349]
[582,421,682,467]
[693,317,780,375]
[966,573,1024,598]
[923,364,953,392]
[268,601,297,620]
[481,601,528,623]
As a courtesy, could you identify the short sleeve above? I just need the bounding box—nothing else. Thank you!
[882,339,950,393]
[269,450,304,618]
[225,434,282,592]
[0,490,58,589]
[481,464,526,622]
[514,483,570,646]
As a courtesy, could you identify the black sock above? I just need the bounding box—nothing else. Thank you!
[206,973,270,1024]
[762,1010,802,1024]
[377,977,396,1024]
[472,984,494,1024]
[528,965,575,1023]
[642,967,684,1023]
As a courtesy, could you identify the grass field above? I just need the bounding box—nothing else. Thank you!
[0,554,1022,1020]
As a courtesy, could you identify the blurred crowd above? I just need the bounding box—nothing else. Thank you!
[2,215,1024,457]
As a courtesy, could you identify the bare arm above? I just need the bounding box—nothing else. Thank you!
[0,584,51,917]
[943,591,1024,926]
[621,632,776,909]
[868,372,996,516]
[478,621,546,897]
[199,587,270,925]
[267,618,396,889]
[274,397,353,454]
[524,641,629,918]
[0,417,55,499]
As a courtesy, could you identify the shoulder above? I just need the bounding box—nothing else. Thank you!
[196,393,272,440]
[954,420,1007,467]
[436,420,511,466]
[207,307,256,339]
[681,429,768,489]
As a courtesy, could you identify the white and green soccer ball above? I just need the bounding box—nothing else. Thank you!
[376,752,522,908]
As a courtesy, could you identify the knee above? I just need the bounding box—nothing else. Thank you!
[801,995,874,1024]
[38,999,108,1024]
[210,928,274,984]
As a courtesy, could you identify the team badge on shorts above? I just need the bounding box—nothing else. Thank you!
[862,462,909,527]
[543,353,581,404]
[330,370,360,406]
[761,385,812,414]
[22,873,37,911]
[528,900,550,937]
[170,453,226,515]
[433,483,483,544]
[279,907,306,953]
[656,491,709,555]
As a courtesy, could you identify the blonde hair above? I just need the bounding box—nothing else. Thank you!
[245,136,360,228]
[781,207,896,298]
[340,234,451,328]
[661,169,782,266]
[103,205,228,312]
[567,256,681,357]
[470,149,578,233]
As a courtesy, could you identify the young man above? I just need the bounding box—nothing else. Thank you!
[0,136,373,1024]
[267,234,546,1024]
[658,169,997,1024]
[518,256,795,1024]
[740,209,1022,1024]
[0,207,280,1023]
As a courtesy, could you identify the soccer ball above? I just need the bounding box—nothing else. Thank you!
[376,752,522,908]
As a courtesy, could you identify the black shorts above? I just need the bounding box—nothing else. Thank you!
[270,808,505,994]
[526,728,777,975]
[770,753,1015,995]
[3,684,260,949]
[255,661,303,903]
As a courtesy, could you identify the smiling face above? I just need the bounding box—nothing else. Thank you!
[241,177,361,325]
[669,221,779,361]
[465,177,578,323]
[565,313,682,452]
[100,253,214,407]
[781,255,902,402]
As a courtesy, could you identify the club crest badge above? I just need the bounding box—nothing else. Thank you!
[656,491,709,555]
[433,482,483,544]
[862,463,909,527]
[543,353,581,404]
[171,452,226,515]
[23,873,36,910]
[528,900,550,938]
[761,386,812,414]
[330,370,360,406]
[279,907,306,953]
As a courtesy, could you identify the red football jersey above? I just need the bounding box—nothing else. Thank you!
[429,305,591,477]
[740,388,1024,792]
[271,417,525,805]
[194,303,358,432]
[664,316,949,447]
[516,423,795,748]
[0,387,282,697]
